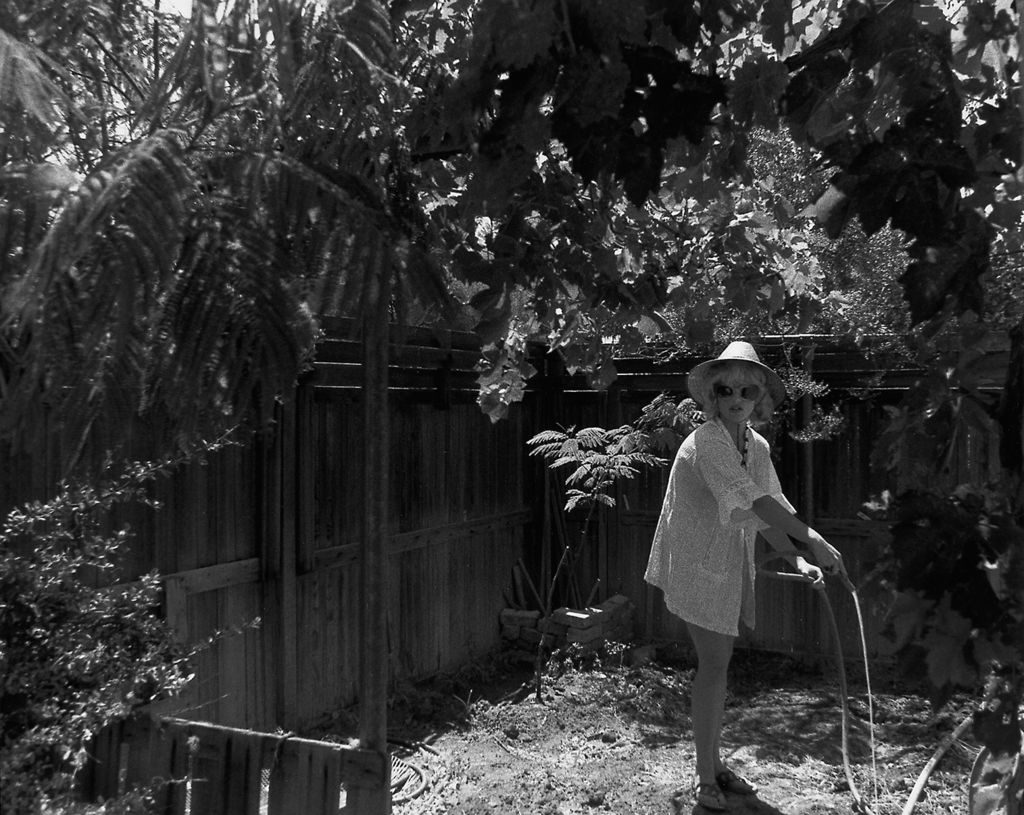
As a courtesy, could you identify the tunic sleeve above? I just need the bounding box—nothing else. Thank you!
[728,444,796,529]
[694,427,769,528]
[765,453,796,513]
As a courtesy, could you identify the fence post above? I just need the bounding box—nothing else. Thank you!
[349,240,392,814]
[260,400,299,731]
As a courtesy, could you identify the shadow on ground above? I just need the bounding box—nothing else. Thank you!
[672,790,786,814]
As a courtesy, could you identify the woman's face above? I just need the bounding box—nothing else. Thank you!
[712,369,762,426]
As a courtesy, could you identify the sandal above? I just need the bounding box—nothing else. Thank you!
[716,768,757,796]
[694,781,729,811]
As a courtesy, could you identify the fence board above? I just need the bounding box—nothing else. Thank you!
[164,725,191,814]
[266,737,312,814]
[190,726,228,814]
[219,587,246,727]
[218,731,254,815]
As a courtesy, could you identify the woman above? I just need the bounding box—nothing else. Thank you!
[643,341,847,811]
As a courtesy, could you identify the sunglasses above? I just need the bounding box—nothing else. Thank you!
[714,383,761,401]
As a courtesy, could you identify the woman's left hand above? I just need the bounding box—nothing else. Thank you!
[795,556,824,588]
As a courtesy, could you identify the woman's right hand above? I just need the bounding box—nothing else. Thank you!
[808,530,845,576]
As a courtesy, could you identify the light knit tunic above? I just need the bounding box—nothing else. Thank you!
[644,418,795,636]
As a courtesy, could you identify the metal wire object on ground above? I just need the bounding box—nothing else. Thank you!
[390,747,430,804]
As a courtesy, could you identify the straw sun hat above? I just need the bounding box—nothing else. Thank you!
[686,341,786,408]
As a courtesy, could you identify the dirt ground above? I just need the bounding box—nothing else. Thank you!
[318,644,979,815]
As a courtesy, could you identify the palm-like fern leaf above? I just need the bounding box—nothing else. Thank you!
[527,428,572,445]
[0,28,74,136]
[0,0,435,472]
[1,135,192,450]
[573,427,608,449]
[11,133,188,322]
[144,202,312,437]
[326,0,397,77]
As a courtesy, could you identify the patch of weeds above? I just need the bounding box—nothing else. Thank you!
[310,649,535,743]
[546,640,630,678]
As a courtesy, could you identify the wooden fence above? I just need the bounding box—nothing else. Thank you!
[4,330,1005,743]
[81,714,385,814]
[0,320,535,736]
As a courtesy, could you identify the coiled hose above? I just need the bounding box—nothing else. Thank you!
[758,553,878,815]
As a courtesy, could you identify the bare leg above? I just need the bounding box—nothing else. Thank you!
[686,622,735,786]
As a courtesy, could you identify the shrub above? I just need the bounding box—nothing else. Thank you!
[1,460,193,814]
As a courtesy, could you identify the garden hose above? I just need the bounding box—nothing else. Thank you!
[757,553,878,815]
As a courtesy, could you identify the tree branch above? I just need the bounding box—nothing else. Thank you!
[86,30,147,103]
[410,144,473,163]
[152,0,161,90]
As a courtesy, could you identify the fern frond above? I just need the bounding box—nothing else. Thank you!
[528,429,571,445]
[528,442,563,458]
[564,492,588,512]
[573,427,608,449]
[0,134,195,460]
[144,201,310,436]
[15,133,189,322]
[558,438,582,458]
[565,463,593,486]
[0,28,75,133]
[629,453,667,468]
[550,455,583,469]
[328,0,398,81]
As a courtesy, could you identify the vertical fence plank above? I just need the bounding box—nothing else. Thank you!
[121,715,158,794]
[323,746,343,815]
[144,719,177,815]
[163,725,192,815]
[267,739,309,814]
[218,586,246,727]
[296,385,316,575]
[85,719,123,802]
[218,733,247,815]
[189,726,228,815]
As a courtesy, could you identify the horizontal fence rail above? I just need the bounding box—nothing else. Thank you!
[81,716,387,815]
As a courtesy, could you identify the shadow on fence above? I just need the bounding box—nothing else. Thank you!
[80,715,389,814]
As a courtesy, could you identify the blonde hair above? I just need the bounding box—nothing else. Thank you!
[700,361,776,426]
